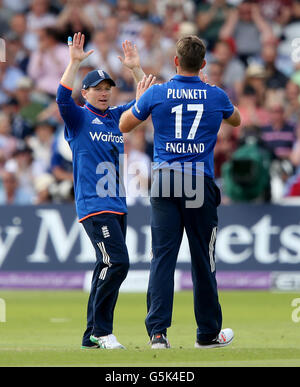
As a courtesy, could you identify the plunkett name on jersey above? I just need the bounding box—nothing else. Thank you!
[167,88,207,100]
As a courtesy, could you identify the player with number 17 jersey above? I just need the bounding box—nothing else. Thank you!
[131,74,234,177]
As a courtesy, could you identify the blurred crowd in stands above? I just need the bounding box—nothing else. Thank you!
[0,0,300,205]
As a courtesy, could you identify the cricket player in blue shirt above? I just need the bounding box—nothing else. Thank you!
[120,35,241,349]
[56,32,149,349]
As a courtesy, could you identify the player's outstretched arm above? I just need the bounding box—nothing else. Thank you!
[60,32,94,89]
[57,32,94,136]
[118,40,145,84]
[119,74,156,133]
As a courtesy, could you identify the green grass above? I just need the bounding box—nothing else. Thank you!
[0,290,299,367]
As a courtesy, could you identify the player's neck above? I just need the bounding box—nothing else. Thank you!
[176,67,199,77]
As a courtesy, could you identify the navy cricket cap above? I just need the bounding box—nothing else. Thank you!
[82,70,116,89]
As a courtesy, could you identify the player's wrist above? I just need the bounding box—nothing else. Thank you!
[69,58,82,66]
[130,65,142,73]
[131,67,145,83]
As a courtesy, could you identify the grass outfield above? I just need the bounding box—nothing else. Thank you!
[0,290,299,367]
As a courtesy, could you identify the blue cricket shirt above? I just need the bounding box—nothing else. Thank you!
[56,83,134,221]
[132,75,234,178]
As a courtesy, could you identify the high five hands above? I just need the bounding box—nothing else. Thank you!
[118,40,141,71]
[136,74,156,101]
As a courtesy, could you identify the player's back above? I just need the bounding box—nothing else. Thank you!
[148,75,234,178]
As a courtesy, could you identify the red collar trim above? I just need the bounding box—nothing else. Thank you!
[84,105,108,118]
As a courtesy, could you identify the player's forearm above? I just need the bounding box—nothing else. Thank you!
[119,109,141,133]
[129,66,146,84]
[119,110,133,133]
[223,106,241,127]
[60,60,81,89]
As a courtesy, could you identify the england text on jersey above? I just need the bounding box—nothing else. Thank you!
[166,142,205,154]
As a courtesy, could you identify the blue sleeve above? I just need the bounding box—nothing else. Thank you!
[217,87,234,119]
[56,84,84,139]
[131,86,154,121]
[50,136,61,170]
[109,99,136,122]
[118,99,136,115]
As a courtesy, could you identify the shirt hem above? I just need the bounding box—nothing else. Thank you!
[78,210,126,222]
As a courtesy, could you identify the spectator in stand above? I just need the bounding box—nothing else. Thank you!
[277,0,300,59]
[219,1,274,65]
[132,0,152,19]
[214,121,237,180]
[85,29,122,80]
[261,103,296,160]
[50,128,73,202]
[0,53,24,106]
[261,40,289,90]
[284,80,300,127]
[33,172,55,204]
[8,15,31,71]
[114,67,136,105]
[82,0,111,30]
[289,123,300,168]
[0,112,17,171]
[11,77,45,139]
[2,0,29,13]
[56,0,94,45]
[4,142,44,200]
[211,39,245,98]
[236,83,270,138]
[0,169,33,204]
[0,0,11,36]
[243,63,268,108]
[4,30,29,76]
[208,59,236,102]
[116,0,143,43]
[27,27,70,97]
[155,0,195,30]
[137,22,164,76]
[197,0,233,50]
[26,0,57,51]
[27,120,56,173]
[253,0,293,27]
[207,59,224,87]
[283,124,300,197]
[102,16,122,51]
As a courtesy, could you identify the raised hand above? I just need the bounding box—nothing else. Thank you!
[118,40,141,70]
[136,74,156,101]
[68,32,94,64]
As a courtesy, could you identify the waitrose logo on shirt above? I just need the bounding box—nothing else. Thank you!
[89,131,124,143]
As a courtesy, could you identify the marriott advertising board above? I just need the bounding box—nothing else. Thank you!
[0,203,299,290]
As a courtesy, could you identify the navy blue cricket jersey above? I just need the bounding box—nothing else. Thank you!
[56,83,134,222]
[132,75,234,178]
